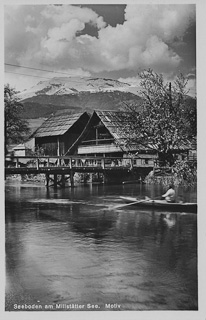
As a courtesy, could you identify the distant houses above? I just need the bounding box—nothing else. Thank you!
[5,143,34,166]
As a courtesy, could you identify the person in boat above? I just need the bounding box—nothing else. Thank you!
[162,185,175,203]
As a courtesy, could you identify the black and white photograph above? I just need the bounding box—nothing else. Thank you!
[3,0,205,319]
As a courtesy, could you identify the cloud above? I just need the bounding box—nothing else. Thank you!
[4,5,106,66]
[186,78,196,97]
[118,72,196,98]
[92,4,195,73]
[5,4,195,83]
[41,5,106,29]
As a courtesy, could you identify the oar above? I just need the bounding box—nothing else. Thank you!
[108,196,159,211]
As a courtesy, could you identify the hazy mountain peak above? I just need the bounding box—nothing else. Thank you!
[18,76,138,100]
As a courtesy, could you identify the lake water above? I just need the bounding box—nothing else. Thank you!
[5,180,197,311]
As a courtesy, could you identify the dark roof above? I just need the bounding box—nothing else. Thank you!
[61,110,195,154]
[32,111,89,138]
[95,110,136,140]
[94,110,146,151]
[95,111,195,151]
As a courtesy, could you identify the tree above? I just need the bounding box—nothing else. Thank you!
[183,96,197,138]
[123,69,196,166]
[4,84,30,154]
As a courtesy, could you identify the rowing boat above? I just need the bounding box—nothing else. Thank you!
[119,196,197,213]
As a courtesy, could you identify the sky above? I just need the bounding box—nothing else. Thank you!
[4,3,196,96]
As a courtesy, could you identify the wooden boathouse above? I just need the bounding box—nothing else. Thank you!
[65,110,158,182]
[5,110,157,187]
[31,110,90,156]
[5,110,196,187]
[66,110,158,159]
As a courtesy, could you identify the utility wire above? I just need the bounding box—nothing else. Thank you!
[5,63,75,76]
[5,63,88,83]
[5,71,52,80]
[5,68,91,84]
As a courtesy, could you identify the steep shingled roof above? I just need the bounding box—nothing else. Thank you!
[31,110,89,138]
[95,110,133,141]
[65,110,139,154]
[94,110,194,151]
[94,110,146,151]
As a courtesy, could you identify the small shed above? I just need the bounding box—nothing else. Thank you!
[9,143,34,165]
[12,144,30,157]
[31,110,90,156]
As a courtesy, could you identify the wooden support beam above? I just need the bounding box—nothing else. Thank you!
[53,174,57,189]
[103,172,108,184]
[101,158,105,169]
[57,137,60,166]
[57,138,60,156]
[37,158,40,170]
[96,128,98,145]
[130,158,134,169]
[44,173,71,188]
[45,173,50,187]
[69,158,72,169]
[60,174,65,188]
[70,170,74,188]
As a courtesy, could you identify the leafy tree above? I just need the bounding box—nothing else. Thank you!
[4,84,30,154]
[123,69,196,166]
[183,96,197,138]
[173,159,197,186]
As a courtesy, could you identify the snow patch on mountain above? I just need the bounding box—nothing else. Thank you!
[18,77,140,100]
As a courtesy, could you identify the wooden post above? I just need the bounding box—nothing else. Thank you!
[103,172,108,184]
[70,170,74,188]
[57,138,60,166]
[153,160,156,176]
[16,158,19,168]
[130,158,133,169]
[69,157,72,169]
[54,174,57,189]
[101,158,105,169]
[37,158,39,170]
[96,128,98,145]
[62,143,65,155]
[45,173,50,187]
[57,137,60,157]
[61,174,65,188]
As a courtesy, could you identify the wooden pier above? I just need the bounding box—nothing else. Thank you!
[5,155,155,187]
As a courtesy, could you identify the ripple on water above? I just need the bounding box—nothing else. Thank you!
[5,182,197,310]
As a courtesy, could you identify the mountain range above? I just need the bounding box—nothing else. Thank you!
[18,77,142,120]
[18,76,196,135]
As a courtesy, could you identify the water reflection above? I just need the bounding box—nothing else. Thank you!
[5,181,197,311]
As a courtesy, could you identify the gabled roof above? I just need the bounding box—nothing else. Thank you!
[31,110,89,138]
[65,110,195,154]
[95,110,133,141]
[94,110,147,151]
[95,111,195,151]
[65,110,145,154]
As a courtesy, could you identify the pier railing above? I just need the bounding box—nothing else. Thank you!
[5,155,156,171]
